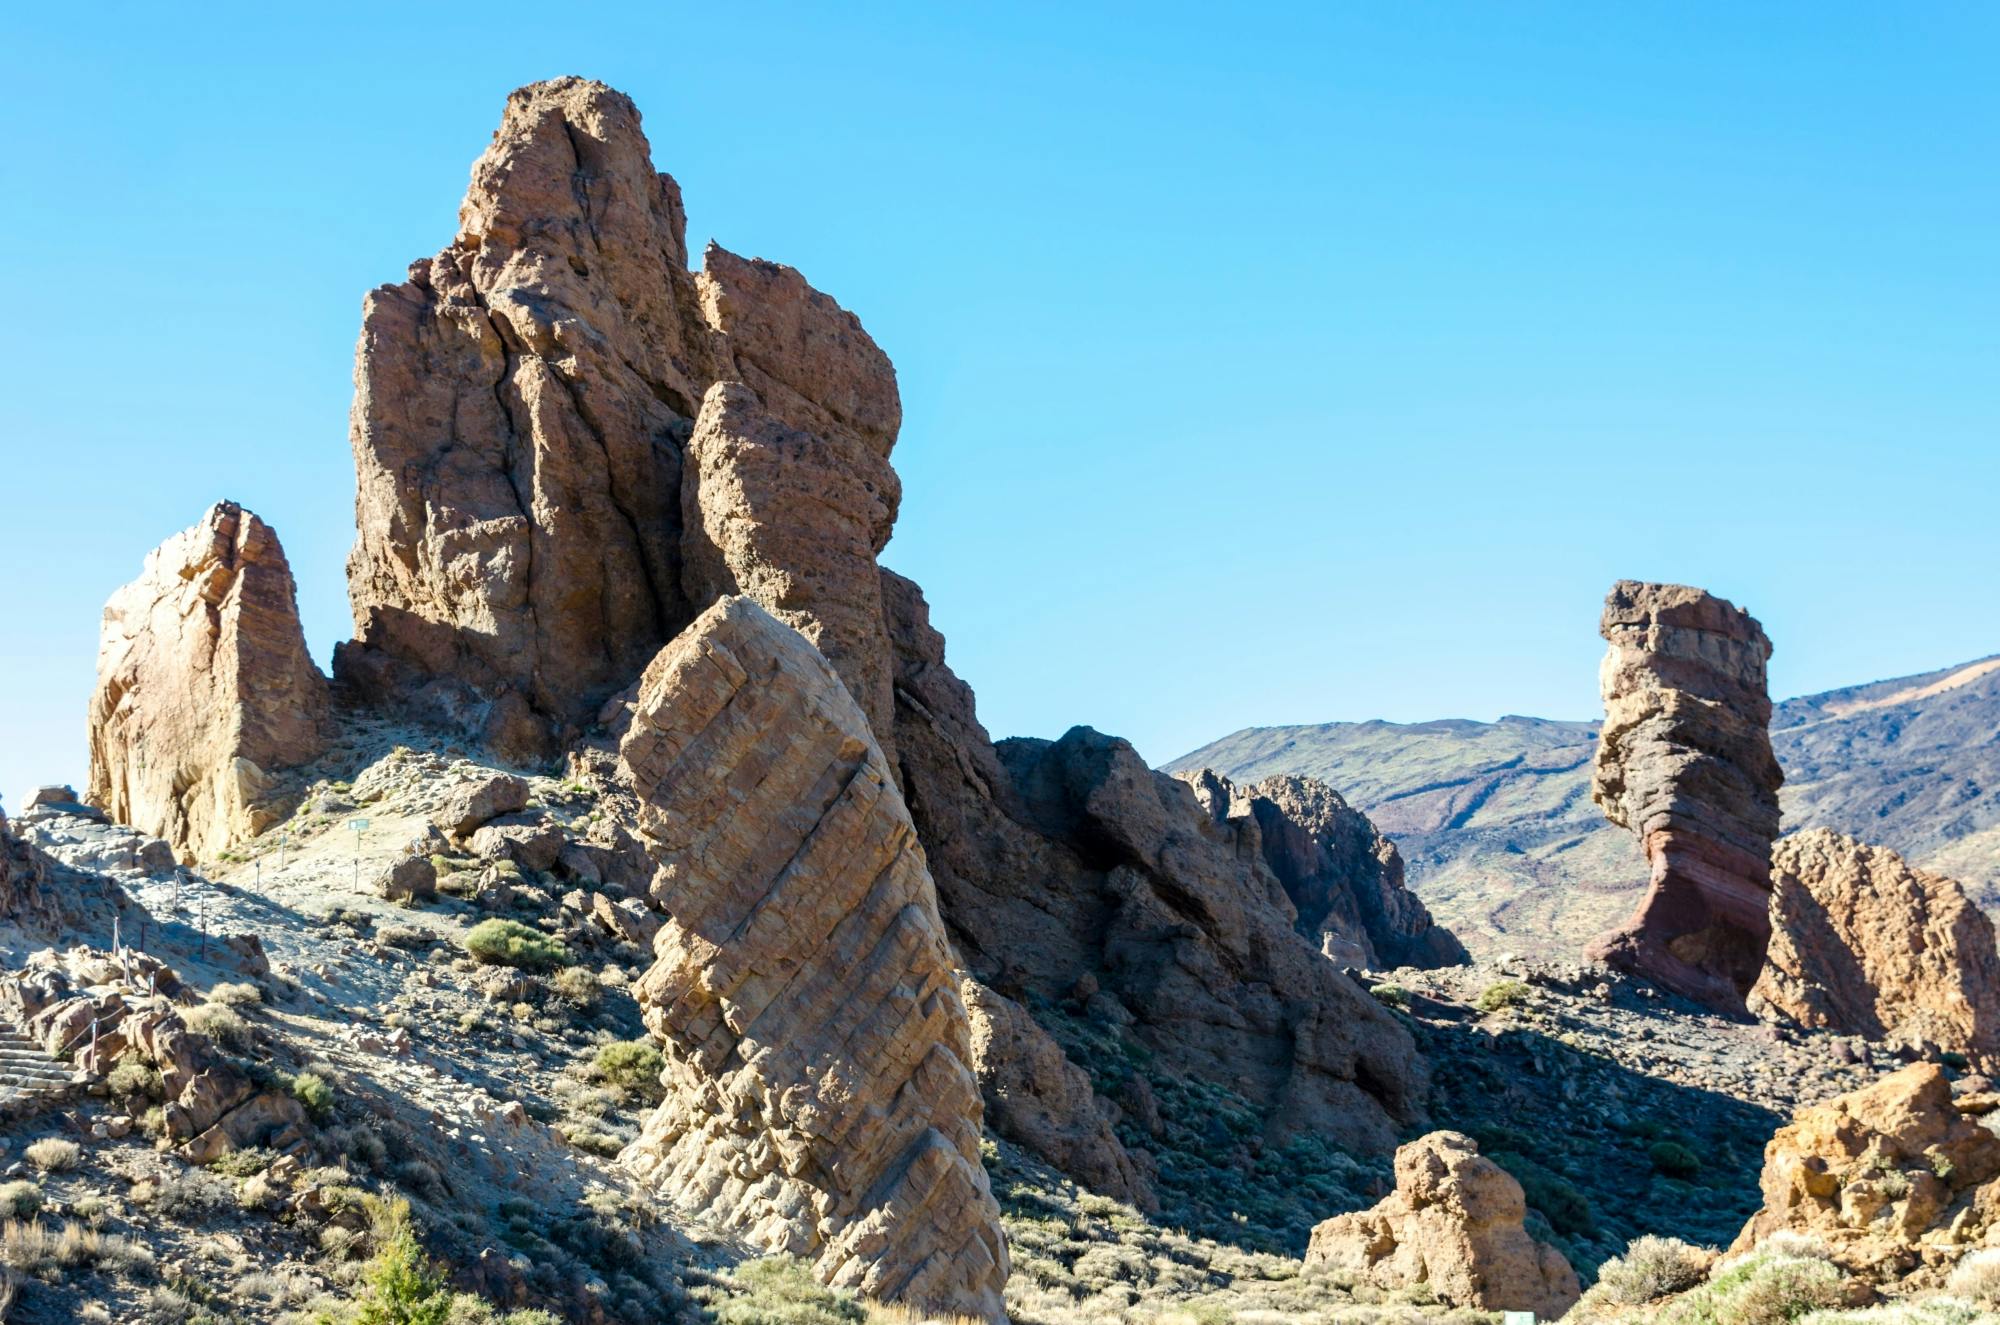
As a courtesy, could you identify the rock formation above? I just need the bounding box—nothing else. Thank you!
[1587,580,1783,1010]
[1182,770,1467,969]
[0,809,49,929]
[1751,829,2000,1067]
[342,77,906,766]
[1304,1131,1581,1317]
[962,977,1155,1211]
[881,571,1424,1158]
[1731,1064,2000,1288]
[680,246,903,769]
[88,501,329,862]
[616,598,1006,1322]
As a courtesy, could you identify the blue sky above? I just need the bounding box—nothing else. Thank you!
[2,3,1995,808]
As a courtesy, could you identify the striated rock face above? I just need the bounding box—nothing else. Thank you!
[962,978,1155,1212]
[616,598,1006,1322]
[680,246,903,769]
[88,502,329,862]
[1587,580,1783,1010]
[1304,1131,1581,1317]
[341,78,907,766]
[1190,771,1466,969]
[1730,1064,2000,1287]
[881,571,1424,1159]
[1751,830,2000,1067]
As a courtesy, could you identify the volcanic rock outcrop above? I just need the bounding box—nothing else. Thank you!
[342,77,906,766]
[881,571,1424,1157]
[1587,580,1783,1010]
[0,809,49,930]
[615,598,1006,1322]
[1186,771,1466,969]
[88,501,329,862]
[1304,1131,1581,1317]
[1731,1064,2000,1287]
[680,246,903,769]
[1751,829,2000,1067]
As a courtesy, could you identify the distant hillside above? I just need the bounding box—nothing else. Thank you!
[1167,655,2000,961]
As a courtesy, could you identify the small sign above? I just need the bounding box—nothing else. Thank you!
[349,818,371,833]
[1505,1313,1537,1325]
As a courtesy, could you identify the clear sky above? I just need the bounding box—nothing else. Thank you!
[3,3,1996,810]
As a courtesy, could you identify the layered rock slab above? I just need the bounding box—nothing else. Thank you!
[88,501,328,862]
[1588,580,1783,1010]
[1751,829,2000,1067]
[881,571,1424,1159]
[1304,1131,1581,1317]
[616,597,1006,1322]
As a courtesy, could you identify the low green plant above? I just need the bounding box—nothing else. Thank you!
[285,1070,336,1121]
[1475,979,1530,1014]
[1593,1235,1711,1304]
[24,1139,80,1174]
[464,919,569,970]
[591,1041,664,1096]
[1650,1140,1703,1179]
[1661,1250,1843,1325]
[0,1182,41,1219]
[1370,983,1409,1009]
[709,1256,865,1325]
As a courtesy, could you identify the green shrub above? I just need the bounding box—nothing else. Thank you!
[592,1040,665,1094]
[286,1070,336,1121]
[710,1256,864,1325]
[24,1139,80,1174]
[1475,980,1530,1013]
[106,1055,163,1101]
[464,919,569,971]
[550,966,601,1009]
[1370,983,1410,1009]
[184,1002,252,1051]
[207,981,264,1008]
[1650,1140,1703,1179]
[1662,1251,1844,1325]
[1594,1235,1712,1304]
[0,1181,42,1218]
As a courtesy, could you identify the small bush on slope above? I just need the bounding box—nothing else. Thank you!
[464,919,569,971]
[1946,1249,2000,1306]
[1591,1235,1712,1304]
[1657,1251,1844,1325]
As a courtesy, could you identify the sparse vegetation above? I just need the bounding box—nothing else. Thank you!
[1658,1249,1844,1325]
[184,1000,253,1050]
[24,1138,81,1174]
[1474,980,1530,1014]
[591,1041,664,1099]
[0,1183,42,1219]
[1649,1140,1704,1180]
[286,1070,337,1121]
[1591,1235,1713,1305]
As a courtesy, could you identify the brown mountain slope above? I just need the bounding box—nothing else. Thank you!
[1168,655,2000,959]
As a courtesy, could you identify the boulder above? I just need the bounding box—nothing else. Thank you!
[431,774,530,838]
[468,813,565,873]
[880,568,1424,1163]
[87,501,328,861]
[1305,1131,1581,1317]
[1752,830,2000,1067]
[377,854,437,904]
[1731,1064,2000,1286]
[962,977,1155,1211]
[1587,581,1783,1010]
[618,598,1007,1323]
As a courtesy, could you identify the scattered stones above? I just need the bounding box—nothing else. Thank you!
[618,597,1008,1323]
[1304,1131,1581,1317]
[1587,581,1783,1011]
[87,501,329,861]
[1753,830,2000,1068]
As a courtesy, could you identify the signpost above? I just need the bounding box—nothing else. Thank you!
[349,818,371,889]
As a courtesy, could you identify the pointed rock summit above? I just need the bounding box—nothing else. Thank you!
[617,598,1006,1322]
[1586,580,1782,1010]
[87,501,328,862]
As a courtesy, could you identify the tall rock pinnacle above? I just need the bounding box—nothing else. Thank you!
[88,502,329,861]
[1586,580,1782,1010]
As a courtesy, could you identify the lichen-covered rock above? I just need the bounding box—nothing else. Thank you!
[617,597,1007,1322]
[1305,1131,1581,1317]
[1182,770,1467,969]
[1730,1064,2000,1287]
[962,977,1155,1211]
[88,501,329,862]
[681,246,903,765]
[1587,580,1783,1010]
[339,78,719,763]
[881,571,1424,1159]
[1752,830,2000,1068]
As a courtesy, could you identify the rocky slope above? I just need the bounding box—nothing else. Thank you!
[1172,653,2000,959]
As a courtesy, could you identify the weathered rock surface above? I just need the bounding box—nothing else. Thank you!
[680,245,902,766]
[432,773,530,838]
[881,571,1424,1159]
[616,597,1007,1322]
[962,977,1155,1211]
[1587,580,1783,1010]
[1181,770,1466,969]
[1304,1131,1581,1316]
[341,78,908,765]
[0,810,49,929]
[88,501,329,862]
[1731,1064,2000,1287]
[1752,829,2000,1068]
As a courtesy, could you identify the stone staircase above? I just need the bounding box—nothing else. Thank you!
[0,1020,71,1112]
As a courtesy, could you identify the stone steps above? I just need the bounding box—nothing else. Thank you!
[0,1022,71,1109]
